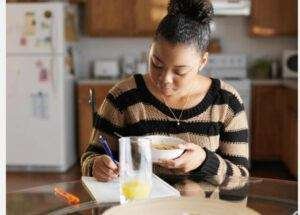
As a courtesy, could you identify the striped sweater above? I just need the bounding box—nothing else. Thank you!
[81,74,249,185]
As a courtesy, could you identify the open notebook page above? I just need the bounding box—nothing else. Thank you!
[82,174,180,203]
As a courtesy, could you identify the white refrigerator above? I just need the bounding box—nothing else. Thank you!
[7,2,77,172]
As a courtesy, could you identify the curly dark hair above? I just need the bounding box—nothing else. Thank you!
[154,0,214,53]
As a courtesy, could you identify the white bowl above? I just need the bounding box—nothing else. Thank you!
[144,135,185,162]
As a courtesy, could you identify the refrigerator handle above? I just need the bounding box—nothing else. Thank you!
[49,57,57,95]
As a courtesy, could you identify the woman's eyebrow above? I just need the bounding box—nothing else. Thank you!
[153,54,164,63]
[174,65,191,68]
[153,54,191,68]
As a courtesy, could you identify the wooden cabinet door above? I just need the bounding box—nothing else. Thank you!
[251,85,283,160]
[134,0,168,36]
[281,88,297,177]
[76,83,114,158]
[249,0,297,36]
[86,0,135,36]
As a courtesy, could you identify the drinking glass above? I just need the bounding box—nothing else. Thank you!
[119,136,152,204]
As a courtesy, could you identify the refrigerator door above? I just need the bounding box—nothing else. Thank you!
[7,56,65,167]
[6,2,65,54]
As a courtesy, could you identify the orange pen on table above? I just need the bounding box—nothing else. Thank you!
[54,187,80,205]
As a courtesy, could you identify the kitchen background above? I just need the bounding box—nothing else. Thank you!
[6,0,298,191]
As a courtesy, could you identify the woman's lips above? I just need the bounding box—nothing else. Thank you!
[162,86,172,90]
[160,87,174,95]
[156,82,174,94]
[160,86,172,91]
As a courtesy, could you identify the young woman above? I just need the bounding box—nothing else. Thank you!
[81,0,249,185]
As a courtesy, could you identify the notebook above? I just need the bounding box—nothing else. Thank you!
[82,174,180,203]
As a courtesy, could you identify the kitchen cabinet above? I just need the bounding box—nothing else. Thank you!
[86,0,168,36]
[6,0,39,2]
[281,87,297,178]
[249,0,297,36]
[76,82,114,158]
[134,0,168,36]
[251,85,283,160]
[86,0,135,36]
[251,84,297,178]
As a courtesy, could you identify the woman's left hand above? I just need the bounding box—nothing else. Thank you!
[156,142,206,174]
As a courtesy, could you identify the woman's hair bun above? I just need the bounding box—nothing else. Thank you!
[167,0,214,24]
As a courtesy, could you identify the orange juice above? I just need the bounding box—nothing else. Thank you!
[121,179,151,201]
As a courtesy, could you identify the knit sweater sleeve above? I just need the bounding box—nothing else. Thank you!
[81,86,125,176]
[191,86,249,185]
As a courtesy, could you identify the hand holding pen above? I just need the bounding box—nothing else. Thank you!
[92,135,119,182]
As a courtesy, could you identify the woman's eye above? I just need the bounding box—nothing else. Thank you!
[151,61,163,69]
[174,70,186,76]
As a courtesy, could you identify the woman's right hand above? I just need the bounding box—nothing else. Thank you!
[92,155,119,182]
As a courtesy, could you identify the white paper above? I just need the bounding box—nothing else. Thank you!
[82,174,180,203]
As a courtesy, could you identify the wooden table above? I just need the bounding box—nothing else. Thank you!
[7,175,297,215]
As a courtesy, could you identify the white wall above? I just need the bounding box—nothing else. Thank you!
[77,37,152,78]
[76,16,297,78]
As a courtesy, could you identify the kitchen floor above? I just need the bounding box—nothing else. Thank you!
[6,160,296,192]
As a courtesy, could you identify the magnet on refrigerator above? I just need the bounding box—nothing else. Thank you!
[24,11,36,36]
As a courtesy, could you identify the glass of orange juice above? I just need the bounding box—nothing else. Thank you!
[119,136,152,204]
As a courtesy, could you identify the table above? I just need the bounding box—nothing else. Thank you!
[7,174,297,215]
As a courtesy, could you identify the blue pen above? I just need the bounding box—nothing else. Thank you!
[98,135,118,164]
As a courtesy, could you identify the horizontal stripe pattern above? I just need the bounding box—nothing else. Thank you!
[89,129,119,151]
[218,153,249,169]
[93,114,123,136]
[123,120,222,136]
[94,114,223,136]
[97,99,124,127]
[224,111,248,131]
[124,102,237,125]
[231,161,245,177]
[85,144,119,161]
[107,89,142,112]
[81,74,249,185]
[225,160,233,176]
[215,89,245,115]
[108,76,137,98]
[220,80,244,104]
[219,184,248,201]
[215,154,227,183]
[219,142,249,157]
[105,74,245,120]
[239,166,247,177]
[239,166,249,177]
[192,148,220,178]
[220,129,248,142]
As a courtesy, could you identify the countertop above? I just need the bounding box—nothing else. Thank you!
[77,78,298,90]
[76,79,119,85]
[251,79,298,90]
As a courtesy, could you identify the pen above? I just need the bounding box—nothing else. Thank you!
[54,187,80,205]
[98,135,118,164]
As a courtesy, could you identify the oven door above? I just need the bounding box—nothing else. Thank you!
[283,50,298,79]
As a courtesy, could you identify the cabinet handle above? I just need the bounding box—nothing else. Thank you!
[252,26,276,36]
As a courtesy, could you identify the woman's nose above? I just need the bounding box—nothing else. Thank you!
[159,70,173,84]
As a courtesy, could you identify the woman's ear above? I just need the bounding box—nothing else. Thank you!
[148,43,155,57]
[201,52,209,65]
[198,52,209,72]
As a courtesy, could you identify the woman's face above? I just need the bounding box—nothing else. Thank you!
[148,40,208,97]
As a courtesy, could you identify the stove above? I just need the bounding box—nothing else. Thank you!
[202,54,251,120]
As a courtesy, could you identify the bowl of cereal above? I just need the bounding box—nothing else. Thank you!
[145,135,185,162]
